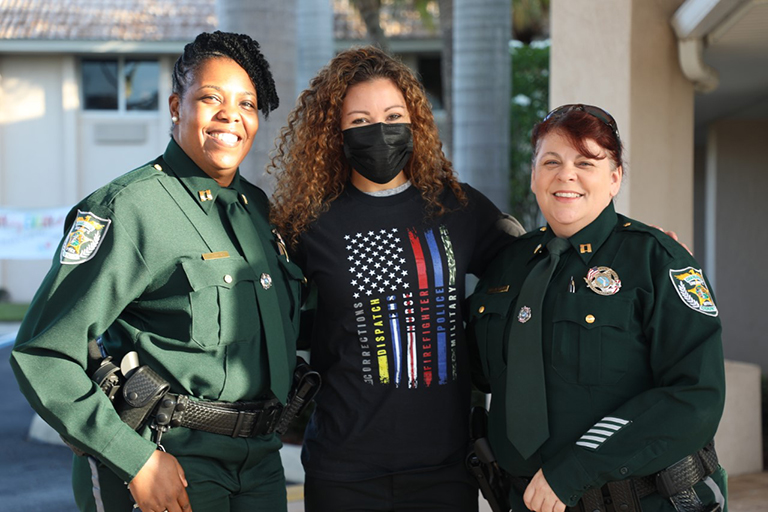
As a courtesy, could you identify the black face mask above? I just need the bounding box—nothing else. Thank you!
[342,123,414,185]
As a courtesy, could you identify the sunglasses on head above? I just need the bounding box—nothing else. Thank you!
[543,104,622,150]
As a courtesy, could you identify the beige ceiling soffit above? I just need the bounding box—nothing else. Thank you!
[672,0,746,38]
[678,38,719,93]
[707,0,768,44]
[671,0,747,93]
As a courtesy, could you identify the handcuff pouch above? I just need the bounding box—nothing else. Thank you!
[116,365,170,431]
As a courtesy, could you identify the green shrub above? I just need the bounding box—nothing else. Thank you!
[509,40,550,231]
[0,303,29,322]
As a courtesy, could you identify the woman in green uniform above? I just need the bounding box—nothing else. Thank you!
[10,31,304,512]
[468,104,726,512]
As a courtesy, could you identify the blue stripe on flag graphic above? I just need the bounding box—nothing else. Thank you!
[424,229,447,384]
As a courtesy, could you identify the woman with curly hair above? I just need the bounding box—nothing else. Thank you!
[269,46,519,511]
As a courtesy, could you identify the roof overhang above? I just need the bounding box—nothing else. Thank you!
[334,38,442,54]
[671,0,748,39]
[671,0,752,93]
[0,39,188,55]
[672,0,768,131]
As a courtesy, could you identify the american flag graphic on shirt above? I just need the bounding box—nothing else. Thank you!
[345,225,459,388]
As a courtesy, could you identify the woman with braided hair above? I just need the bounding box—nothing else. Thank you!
[12,31,303,512]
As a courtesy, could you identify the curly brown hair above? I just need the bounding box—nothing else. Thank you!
[268,46,466,248]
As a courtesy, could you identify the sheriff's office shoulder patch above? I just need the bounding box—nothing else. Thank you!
[669,267,718,317]
[60,210,111,265]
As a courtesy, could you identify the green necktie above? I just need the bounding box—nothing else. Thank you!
[506,236,571,459]
[217,187,290,402]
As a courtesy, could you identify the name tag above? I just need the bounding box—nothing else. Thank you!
[202,251,230,260]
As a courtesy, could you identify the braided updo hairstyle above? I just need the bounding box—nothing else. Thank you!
[172,31,279,117]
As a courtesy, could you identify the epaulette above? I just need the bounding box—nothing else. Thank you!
[239,178,270,216]
[517,225,548,241]
[84,159,166,207]
[616,214,689,259]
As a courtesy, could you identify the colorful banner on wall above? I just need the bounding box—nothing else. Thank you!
[0,207,70,260]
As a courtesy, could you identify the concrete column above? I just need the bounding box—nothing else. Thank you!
[550,0,695,243]
[452,0,511,210]
[216,0,298,194]
[296,0,334,96]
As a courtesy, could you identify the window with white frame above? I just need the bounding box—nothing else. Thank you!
[81,57,160,111]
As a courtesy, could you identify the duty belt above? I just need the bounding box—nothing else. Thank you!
[633,440,721,512]
[573,441,720,512]
[152,394,283,438]
[508,441,720,512]
[66,345,322,455]
[150,356,321,443]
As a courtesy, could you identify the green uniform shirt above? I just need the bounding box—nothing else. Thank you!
[468,202,726,509]
[10,139,304,482]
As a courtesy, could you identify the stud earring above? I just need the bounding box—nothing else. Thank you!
[171,115,179,123]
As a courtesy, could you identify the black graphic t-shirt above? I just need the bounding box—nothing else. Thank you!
[296,183,510,481]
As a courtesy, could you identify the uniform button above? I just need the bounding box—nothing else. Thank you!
[478,306,485,314]
[620,466,629,475]
[224,274,233,284]
[153,163,162,171]
[586,314,595,324]
[620,504,629,511]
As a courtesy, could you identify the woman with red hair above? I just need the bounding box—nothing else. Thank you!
[469,104,727,512]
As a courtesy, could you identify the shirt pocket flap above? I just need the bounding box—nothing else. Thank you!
[182,257,257,292]
[552,293,632,330]
[276,255,306,282]
[468,287,518,320]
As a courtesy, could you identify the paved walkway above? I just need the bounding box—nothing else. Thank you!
[0,321,21,349]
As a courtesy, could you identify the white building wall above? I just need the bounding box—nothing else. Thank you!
[1,55,70,300]
[0,54,173,302]
[1,55,69,206]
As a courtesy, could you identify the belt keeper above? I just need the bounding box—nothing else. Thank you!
[232,410,247,438]
[256,405,278,436]
[655,454,704,498]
